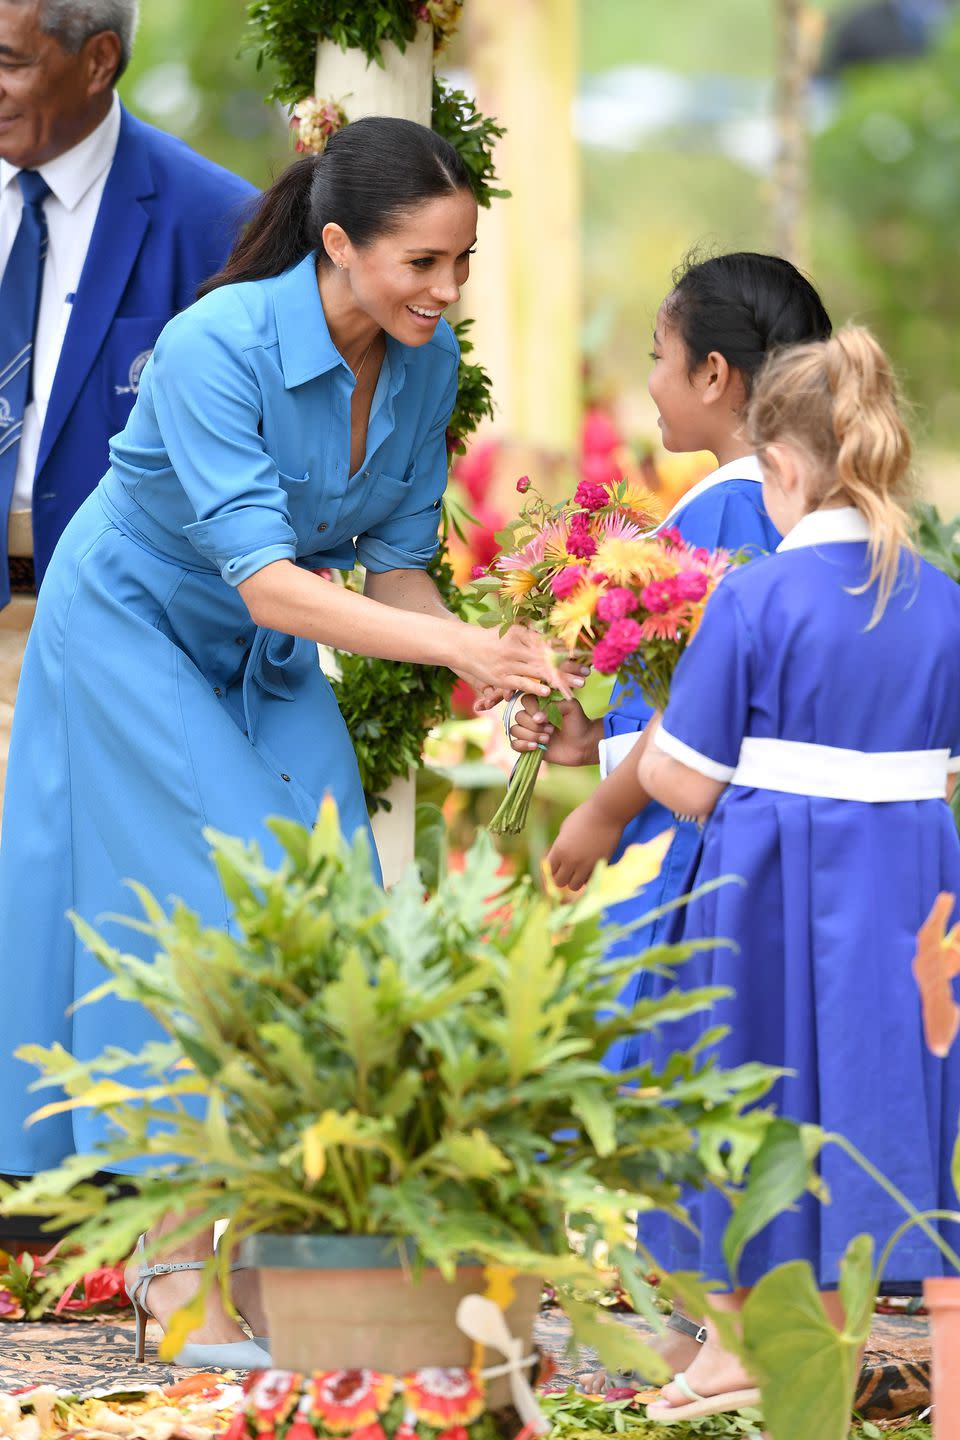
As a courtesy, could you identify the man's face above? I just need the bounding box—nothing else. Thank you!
[0,1,111,168]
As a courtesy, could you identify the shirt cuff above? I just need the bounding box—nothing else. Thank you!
[948,753,960,775]
[598,731,641,780]
[183,509,298,585]
[655,725,736,783]
[356,532,440,573]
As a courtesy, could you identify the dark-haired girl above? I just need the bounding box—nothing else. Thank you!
[0,118,565,1365]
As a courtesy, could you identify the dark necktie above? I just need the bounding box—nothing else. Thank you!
[0,169,51,512]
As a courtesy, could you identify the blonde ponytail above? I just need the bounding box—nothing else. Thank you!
[748,324,914,626]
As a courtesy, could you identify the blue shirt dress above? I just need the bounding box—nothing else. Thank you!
[0,252,459,1174]
[640,508,960,1287]
[602,458,781,1071]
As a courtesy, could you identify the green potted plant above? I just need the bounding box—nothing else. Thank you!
[1,804,792,1405]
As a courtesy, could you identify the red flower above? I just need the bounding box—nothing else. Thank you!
[309,1371,394,1432]
[395,1425,418,1440]
[566,529,597,560]
[658,526,683,549]
[640,579,680,614]
[223,1413,251,1440]
[438,1428,470,1440]
[581,406,623,458]
[573,479,610,513]
[246,1369,302,1426]
[551,565,586,599]
[674,568,708,602]
[596,587,638,622]
[593,618,642,673]
[516,475,531,493]
[470,564,486,581]
[286,1419,318,1440]
[404,1368,484,1427]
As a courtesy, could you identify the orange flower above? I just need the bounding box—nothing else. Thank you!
[310,1370,395,1432]
[403,1368,484,1428]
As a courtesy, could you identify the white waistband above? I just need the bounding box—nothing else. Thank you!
[731,737,951,802]
[598,731,641,779]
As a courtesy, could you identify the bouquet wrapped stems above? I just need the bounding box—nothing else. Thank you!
[490,746,546,835]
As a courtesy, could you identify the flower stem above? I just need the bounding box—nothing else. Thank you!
[489,748,545,835]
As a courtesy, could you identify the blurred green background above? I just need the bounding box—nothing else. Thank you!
[119,0,960,471]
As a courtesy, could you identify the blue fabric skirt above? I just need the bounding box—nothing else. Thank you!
[639,786,960,1287]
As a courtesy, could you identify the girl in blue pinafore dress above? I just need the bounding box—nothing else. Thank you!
[510,255,830,1071]
[636,327,960,1423]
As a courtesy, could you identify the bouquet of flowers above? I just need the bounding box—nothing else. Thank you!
[546,522,735,709]
[471,475,662,835]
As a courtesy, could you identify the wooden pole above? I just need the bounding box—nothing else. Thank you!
[773,1,821,268]
[463,0,581,458]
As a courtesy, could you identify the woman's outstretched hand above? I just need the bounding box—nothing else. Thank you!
[453,624,573,701]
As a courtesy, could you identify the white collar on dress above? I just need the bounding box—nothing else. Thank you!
[0,91,120,211]
[776,506,870,552]
[659,453,762,529]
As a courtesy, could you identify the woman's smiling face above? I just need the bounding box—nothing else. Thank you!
[333,189,478,346]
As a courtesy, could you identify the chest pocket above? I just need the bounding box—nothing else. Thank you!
[278,468,319,546]
[102,316,166,431]
[349,470,412,537]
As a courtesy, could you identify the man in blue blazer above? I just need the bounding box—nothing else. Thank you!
[0,0,256,819]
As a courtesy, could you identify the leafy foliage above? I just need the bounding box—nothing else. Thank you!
[246,0,419,104]
[448,320,496,457]
[331,534,467,814]
[431,77,509,210]
[812,15,960,440]
[1,814,795,1371]
[914,501,960,584]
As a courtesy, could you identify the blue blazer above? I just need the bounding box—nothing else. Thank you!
[6,105,257,606]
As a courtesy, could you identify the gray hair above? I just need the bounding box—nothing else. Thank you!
[37,0,140,80]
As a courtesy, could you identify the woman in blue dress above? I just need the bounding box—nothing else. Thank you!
[0,118,563,1364]
[635,327,960,1421]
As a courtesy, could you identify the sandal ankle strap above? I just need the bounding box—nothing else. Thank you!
[666,1311,708,1344]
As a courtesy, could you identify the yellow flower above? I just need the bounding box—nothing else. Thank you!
[501,568,537,599]
[606,476,662,525]
[592,537,671,586]
[550,580,604,648]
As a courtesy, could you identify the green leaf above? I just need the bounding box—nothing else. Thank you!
[741,1238,876,1440]
[723,1120,817,1278]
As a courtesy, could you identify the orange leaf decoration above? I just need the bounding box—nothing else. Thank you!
[913,893,960,1058]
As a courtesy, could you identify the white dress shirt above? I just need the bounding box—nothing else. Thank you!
[0,92,121,511]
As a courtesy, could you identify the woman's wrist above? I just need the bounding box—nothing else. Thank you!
[579,719,604,767]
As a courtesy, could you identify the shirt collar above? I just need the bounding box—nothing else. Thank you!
[659,453,762,529]
[776,506,871,552]
[273,250,412,388]
[0,91,120,210]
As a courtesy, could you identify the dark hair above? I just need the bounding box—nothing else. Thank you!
[198,117,474,299]
[663,251,832,395]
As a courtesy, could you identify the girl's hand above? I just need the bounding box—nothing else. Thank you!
[453,624,573,701]
[509,696,601,767]
[546,795,622,890]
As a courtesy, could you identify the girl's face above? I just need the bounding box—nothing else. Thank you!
[647,306,712,453]
[334,189,478,346]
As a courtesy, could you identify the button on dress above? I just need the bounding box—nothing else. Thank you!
[0,252,460,1172]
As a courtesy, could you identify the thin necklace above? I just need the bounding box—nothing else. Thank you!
[352,335,378,383]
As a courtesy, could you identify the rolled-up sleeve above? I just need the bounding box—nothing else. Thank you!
[657,581,753,779]
[356,348,459,573]
[149,300,298,585]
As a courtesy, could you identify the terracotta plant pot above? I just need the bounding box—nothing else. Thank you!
[238,1234,542,1409]
[924,1276,960,1438]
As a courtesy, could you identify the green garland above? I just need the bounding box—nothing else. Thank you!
[246,0,503,806]
[246,0,418,103]
[331,531,469,814]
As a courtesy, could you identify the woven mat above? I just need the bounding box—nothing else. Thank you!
[0,1308,931,1422]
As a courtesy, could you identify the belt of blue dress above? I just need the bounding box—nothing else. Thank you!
[96,473,321,733]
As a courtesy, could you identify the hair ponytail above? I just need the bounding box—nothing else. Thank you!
[197,116,474,302]
[748,324,914,626]
[197,155,318,299]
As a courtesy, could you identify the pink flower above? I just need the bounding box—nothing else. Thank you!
[641,579,680,613]
[574,479,610,512]
[581,406,622,458]
[567,528,597,560]
[659,526,684,549]
[674,568,708,602]
[596,587,638,622]
[593,618,642,673]
[551,565,586,599]
[470,564,486,580]
[516,475,531,493]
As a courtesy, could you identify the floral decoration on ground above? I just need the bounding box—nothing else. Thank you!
[0,1244,129,1323]
[225,1367,496,1440]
